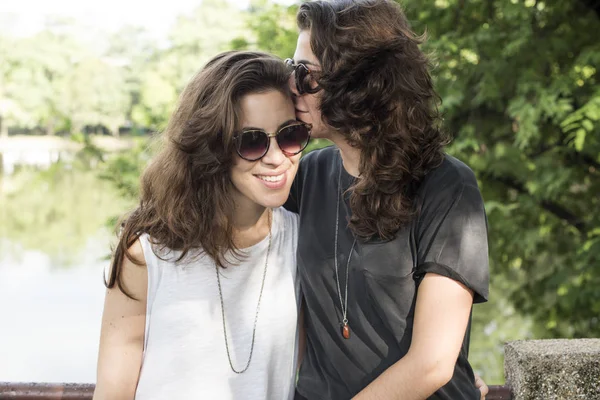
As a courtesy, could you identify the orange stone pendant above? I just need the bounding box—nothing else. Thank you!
[342,323,350,339]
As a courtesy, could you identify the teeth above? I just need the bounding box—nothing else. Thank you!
[258,174,284,182]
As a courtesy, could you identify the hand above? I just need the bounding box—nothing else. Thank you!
[474,373,488,400]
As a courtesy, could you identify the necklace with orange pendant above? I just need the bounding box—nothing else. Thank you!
[342,320,351,339]
[334,165,356,340]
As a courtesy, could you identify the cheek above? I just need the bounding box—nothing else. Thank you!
[289,155,301,171]
[307,96,321,115]
[230,159,255,180]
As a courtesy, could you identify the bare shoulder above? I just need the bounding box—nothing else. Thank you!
[110,238,148,303]
[125,238,147,267]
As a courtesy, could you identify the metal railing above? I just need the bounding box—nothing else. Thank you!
[0,382,512,399]
[0,383,94,399]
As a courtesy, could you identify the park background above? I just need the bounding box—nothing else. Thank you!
[0,0,598,386]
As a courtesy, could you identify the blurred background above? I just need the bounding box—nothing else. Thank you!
[0,0,598,386]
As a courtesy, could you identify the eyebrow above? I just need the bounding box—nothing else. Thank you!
[241,119,299,132]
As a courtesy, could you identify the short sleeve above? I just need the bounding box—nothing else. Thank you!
[415,180,489,303]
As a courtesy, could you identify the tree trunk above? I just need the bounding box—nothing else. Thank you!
[46,119,56,136]
[71,121,83,136]
[0,114,7,138]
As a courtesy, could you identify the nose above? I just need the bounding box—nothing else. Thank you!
[261,137,287,166]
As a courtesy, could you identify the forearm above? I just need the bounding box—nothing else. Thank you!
[352,352,451,400]
[354,273,474,400]
[93,345,143,400]
[93,377,138,400]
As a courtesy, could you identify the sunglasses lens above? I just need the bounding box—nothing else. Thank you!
[237,130,268,161]
[296,66,310,95]
[286,60,318,95]
[278,124,310,155]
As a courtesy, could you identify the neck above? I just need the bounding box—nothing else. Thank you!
[330,133,361,177]
[231,201,271,249]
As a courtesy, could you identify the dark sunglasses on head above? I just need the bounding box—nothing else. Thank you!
[285,58,321,95]
[234,121,312,161]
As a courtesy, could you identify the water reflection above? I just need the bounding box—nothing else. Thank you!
[0,236,108,383]
[0,138,135,383]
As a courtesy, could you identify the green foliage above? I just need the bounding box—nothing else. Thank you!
[130,1,250,131]
[98,138,153,201]
[0,19,133,136]
[0,151,132,266]
[304,138,333,154]
[400,0,600,339]
[64,58,131,135]
[384,0,600,380]
[0,27,84,134]
[0,1,248,135]
[232,0,300,58]
[470,279,542,383]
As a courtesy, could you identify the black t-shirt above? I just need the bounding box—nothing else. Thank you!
[285,146,489,400]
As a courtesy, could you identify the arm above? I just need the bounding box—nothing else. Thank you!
[353,273,474,400]
[354,164,489,399]
[93,240,147,400]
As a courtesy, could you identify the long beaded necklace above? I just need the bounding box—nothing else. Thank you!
[215,210,272,373]
[334,165,356,339]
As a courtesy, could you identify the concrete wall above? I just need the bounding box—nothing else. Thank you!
[504,339,600,400]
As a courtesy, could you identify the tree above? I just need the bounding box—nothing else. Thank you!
[0,19,91,135]
[105,25,158,133]
[132,0,248,131]
[0,35,13,137]
[400,0,600,337]
[231,0,299,59]
[60,57,130,136]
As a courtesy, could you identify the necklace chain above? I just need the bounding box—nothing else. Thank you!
[334,165,356,332]
[215,210,272,374]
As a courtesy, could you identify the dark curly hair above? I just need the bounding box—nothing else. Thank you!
[107,51,291,297]
[297,0,449,240]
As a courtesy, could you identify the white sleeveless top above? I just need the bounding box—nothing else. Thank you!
[134,208,300,400]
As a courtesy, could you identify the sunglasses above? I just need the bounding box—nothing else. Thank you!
[285,58,321,95]
[233,121,312,161]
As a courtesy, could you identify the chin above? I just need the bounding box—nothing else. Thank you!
[260,193,290,209]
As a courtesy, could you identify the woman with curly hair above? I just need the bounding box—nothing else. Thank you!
[93,51,312,400]
[285,1,490,399]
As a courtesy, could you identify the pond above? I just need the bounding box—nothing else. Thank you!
[0,145,132,383]
[0,238,107,383]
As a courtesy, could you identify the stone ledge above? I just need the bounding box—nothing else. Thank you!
[505,339,600,400]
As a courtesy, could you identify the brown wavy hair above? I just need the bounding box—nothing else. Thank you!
[107,51,291,297]
[297,0,449,240]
